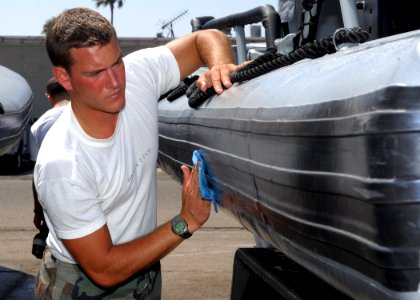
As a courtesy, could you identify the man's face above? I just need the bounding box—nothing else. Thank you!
[61,38,126,116]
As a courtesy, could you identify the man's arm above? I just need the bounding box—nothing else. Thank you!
[32,179,44,230]
[62,165,210,288]
[166,29,236,94]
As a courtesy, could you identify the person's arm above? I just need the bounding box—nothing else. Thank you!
[32,179,45,230]
[62,164,210,288]
[166,29,236,94]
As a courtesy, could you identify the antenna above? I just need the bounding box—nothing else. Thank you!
[157,10,189,38]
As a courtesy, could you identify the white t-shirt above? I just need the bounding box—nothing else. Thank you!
[29,105,68,161]
[34,46,180,264]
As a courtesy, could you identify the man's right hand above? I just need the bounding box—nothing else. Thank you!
[179,164,211,233]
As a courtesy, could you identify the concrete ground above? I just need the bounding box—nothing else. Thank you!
[0,168,254,299]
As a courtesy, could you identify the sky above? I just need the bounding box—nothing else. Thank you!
[0,1,279,38]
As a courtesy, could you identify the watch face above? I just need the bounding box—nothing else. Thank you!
[174,220,186,234]
[172,215,191,238]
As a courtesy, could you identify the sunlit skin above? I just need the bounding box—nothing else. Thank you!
[53,37,126,139]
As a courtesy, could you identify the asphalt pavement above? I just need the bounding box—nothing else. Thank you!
[0,167,254,299]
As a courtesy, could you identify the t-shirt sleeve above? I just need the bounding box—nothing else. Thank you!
[123,46,180,100]
[28,128,39,162]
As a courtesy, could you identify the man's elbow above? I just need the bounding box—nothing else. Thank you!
[86,270,121,289]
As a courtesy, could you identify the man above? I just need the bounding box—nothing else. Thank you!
[29,78,70,231]
[33,7,238,299]
[30,78,70,162]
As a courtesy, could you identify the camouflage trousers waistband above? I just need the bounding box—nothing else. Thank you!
[35,248,162,299]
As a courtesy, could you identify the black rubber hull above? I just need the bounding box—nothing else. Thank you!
[158,31,420,299]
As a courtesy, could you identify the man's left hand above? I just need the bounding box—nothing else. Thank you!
[196,61,249,94]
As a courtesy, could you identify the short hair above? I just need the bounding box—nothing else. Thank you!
[46,7,117,71]
[46,77,67,98]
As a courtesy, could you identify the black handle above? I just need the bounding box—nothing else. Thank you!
[200,4,282,51]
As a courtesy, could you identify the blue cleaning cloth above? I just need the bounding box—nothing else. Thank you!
[192,150,220,212]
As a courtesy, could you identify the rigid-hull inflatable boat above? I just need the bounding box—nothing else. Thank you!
[158,2,420,299]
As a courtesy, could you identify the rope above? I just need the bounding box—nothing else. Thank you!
[165,75,199,102]
[160,27,369,108]
[186,27,369,108]
[231,27,369,83]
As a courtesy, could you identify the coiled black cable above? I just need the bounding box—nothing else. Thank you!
[187,27,369,108]
[232,27,369,83]
[166,75,199,102]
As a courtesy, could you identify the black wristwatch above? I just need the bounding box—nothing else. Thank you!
[171,215,192,239]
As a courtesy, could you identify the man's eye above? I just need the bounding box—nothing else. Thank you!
[88,71,101,77]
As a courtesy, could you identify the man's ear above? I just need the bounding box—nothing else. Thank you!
[45,93,54,106]
[53,66,72,91]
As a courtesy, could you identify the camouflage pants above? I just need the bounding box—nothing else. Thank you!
[35,249,162,299]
